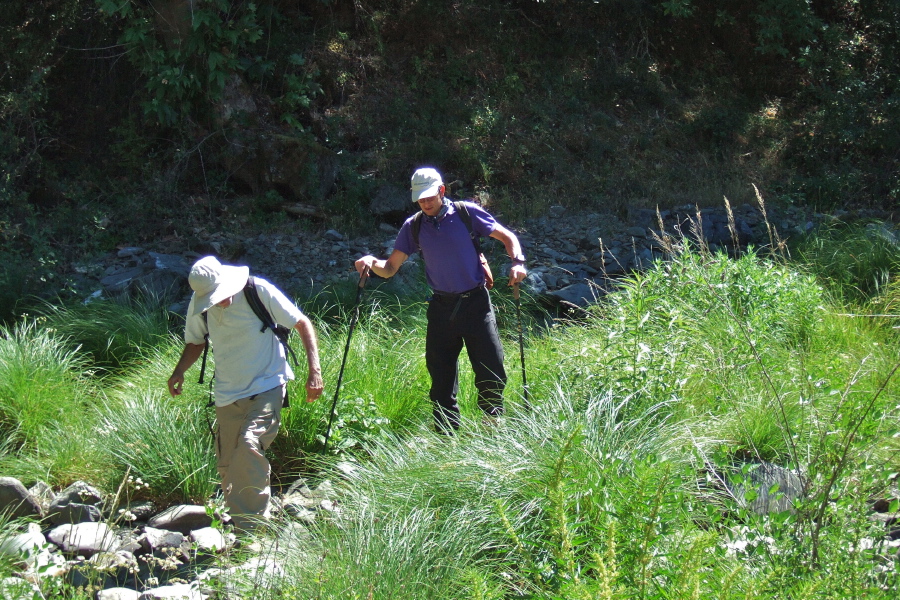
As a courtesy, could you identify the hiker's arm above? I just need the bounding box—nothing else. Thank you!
[489,224,528,285]
[355,249,408,279]
[293,314,324,402]
[168,343,205,397]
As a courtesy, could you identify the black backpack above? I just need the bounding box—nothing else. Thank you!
[411,200,494,289]
[197,276,298,406]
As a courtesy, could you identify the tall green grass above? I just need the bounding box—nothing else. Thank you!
[795,221,900,304]
[37,293,172,373]
[94,388,218,504]
[1,223,898,597]
[0,319,107,485]
[274,390,691,599]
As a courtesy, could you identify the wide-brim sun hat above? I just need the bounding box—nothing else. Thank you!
[411,167,443,202]
[189,256,250,316]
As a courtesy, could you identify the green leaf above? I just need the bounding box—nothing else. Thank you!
[208,51,223,72]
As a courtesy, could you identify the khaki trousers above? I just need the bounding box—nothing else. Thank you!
[215,385,283,532]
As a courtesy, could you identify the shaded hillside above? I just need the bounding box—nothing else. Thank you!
[1,0,898,319]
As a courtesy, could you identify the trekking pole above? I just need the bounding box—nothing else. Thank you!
[513,282,530,408]
[322,267,369,452]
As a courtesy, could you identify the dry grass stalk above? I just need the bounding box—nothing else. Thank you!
[649,206,679,256]
[597,237,627,276]
[688,204,710,255]
[724,195,740,253]
[752,183,789,259]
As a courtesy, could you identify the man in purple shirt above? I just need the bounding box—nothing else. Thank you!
[355,167,527,432]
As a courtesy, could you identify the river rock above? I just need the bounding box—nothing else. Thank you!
[0,477,43,520]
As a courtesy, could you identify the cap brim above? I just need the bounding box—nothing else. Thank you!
[412,183,442,202]
[191,265,249,316]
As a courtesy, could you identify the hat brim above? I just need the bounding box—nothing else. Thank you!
[412,183,442,202]
[191,265,249,316]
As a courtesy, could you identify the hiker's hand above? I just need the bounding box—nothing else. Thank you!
[354,256,375,276]
[306,370,324,402]
[168,372,184,397]
[508,264,527,285]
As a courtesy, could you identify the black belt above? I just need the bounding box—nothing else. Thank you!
[431,284,485,320]
[432,284,484,301]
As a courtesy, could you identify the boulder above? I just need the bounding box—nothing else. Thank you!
[0,477,43,520]
[546,282,604,307]
[137,582,204,599]
[147,505,212,535]
[47,522,118,557]
[189,527,230,553]
[726,462,806,515]
[221,129,338,204]
[48,481,105,525]
[98,588,141,600]
[138,527,185,554]
[369,183,412,221]
[0,523,46,562]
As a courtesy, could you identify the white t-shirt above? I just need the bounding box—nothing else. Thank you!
[185,277,304,406]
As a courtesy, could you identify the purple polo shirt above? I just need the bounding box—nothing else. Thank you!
[394,200,497,293]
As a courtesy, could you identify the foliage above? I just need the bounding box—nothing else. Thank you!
[787,1,900,206]
[659,0,822,58]
[271,291,431,476]
[618,245,825,345]
[0,319,96,452]
[1,0,897,320]
[95,0,320,129]
[36,294,172,374]
[0,227,899,595]
[94,389,218,503]
[0,0,84,185]
[96,0,262,126]
[540,244,826,435]
[0,317,109,486]
[794,221,900,304]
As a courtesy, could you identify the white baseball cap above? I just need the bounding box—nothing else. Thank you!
[410,167,443,202]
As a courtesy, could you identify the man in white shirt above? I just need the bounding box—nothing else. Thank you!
[167,256,323,532]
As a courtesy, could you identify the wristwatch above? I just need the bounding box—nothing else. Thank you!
[511,254,526,266]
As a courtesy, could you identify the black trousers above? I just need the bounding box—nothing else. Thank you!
[426,285,506,431]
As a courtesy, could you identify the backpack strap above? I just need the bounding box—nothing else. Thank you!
[245,277,299,409]
[198,311,213,406]
[244,277,300,368]
[198,312,210,384]
[453,201,483,255]
[244,277,272,334]
[411,210,424,249]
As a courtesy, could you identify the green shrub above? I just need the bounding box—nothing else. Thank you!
[609,245,825,347]
[542,245,826,427]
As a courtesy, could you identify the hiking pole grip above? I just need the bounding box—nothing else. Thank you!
[358,266,370,289]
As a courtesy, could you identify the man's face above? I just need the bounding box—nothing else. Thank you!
[216,296,233,309]
[417,191,444,217]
